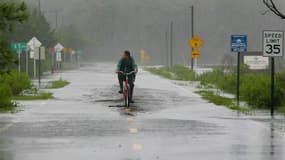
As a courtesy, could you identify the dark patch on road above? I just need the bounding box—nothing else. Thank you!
[84,85,198,116]
[95,99,122,103]
[0,119,224,138]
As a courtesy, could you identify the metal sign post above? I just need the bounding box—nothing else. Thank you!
[54,43,64,71]
[263,30,284,117]
[26,50,29,74]
[18,47,21,72]
[231,35,247,106]
[28,37,42,80]
[38,47,45,88]
[11,42,27,73]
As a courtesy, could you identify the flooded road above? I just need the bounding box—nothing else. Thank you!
[0,63,285,160]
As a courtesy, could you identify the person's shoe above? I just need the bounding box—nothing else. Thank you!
[129,100,135,103]
[118,90,123,94]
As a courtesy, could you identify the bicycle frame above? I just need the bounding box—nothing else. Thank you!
[124,76,130,107]
[118,71,136,107]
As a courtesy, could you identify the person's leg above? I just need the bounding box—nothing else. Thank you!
[118,73,123,93]
[128,75,135,103]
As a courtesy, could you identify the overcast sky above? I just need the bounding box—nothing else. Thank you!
[24,0,285,64]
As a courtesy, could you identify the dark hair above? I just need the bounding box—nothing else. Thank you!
[124,50,131,57]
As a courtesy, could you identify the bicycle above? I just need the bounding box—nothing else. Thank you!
[118,71,136,108]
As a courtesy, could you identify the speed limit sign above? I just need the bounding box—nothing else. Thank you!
[263,30,284,57]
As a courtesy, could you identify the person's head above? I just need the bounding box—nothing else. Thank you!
[123,50,131,59]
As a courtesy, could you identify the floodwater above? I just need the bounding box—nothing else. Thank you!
[0,63,285,160]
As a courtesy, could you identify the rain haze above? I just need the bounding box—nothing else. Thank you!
[25,0,285,64]
[0,0,285,160]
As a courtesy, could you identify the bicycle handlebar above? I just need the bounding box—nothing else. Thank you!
[118,71,136,76]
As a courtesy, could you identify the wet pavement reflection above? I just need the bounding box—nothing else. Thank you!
[0,64,285,160]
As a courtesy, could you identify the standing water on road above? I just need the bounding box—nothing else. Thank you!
[1,0,285,159]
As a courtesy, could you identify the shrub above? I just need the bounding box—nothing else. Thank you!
[0,70,32,95]
[0,83,13,109]
[240,74,270,108]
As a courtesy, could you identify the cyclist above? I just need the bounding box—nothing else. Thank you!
[116,50,138,103]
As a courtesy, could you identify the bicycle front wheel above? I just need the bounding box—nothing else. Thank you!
[124,88,129,107]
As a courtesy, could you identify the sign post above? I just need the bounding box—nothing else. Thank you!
[28,37,42,88]
[54,43,64,70]
[11,43,27,73]
[231,35,247,106]
[189,35,203,70]
[263,30,284,117]
[38,47,45,88]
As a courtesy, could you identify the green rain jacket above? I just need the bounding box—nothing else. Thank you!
[117,56,138,73]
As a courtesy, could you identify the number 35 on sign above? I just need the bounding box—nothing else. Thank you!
[263,30,284,57]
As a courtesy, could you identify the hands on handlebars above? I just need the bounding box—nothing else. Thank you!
[116,70,137,75]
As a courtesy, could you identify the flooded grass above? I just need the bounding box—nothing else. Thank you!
[12,93,54,101]
[46,80,70,89]
[195,90,250,113]
[0,106,17,113]
[145,65,196,81]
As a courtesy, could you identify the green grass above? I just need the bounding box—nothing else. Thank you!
[145,65,196,81]
[12,93,54,101]
[46,80,70,89]
[195,90,250,113]
[278,106,285,115]
[0,106,17,113]
[145,67,173,79]
[0,101,21,113]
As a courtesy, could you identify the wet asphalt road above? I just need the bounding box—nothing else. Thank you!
[0,63,285,160]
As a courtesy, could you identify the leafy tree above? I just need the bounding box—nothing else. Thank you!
[0,1,28,109]
[5,9,56,48]
[0,1,28,73]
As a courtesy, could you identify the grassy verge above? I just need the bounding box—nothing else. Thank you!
[195,90,250,113]
[0,105,19,113]
[145,65,196,81]
[46,80,70,89]
[278,106,285,115]
[146,65,285,113]
[12,93,54,101]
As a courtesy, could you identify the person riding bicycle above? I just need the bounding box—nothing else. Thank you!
[116,50,138,103]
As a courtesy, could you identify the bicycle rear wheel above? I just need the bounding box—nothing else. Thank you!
[124,86,129,107]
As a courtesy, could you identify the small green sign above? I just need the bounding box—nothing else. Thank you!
[77,50,83,55]
[11,42,28,52]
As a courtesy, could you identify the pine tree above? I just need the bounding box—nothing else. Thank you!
[0,1,28,73]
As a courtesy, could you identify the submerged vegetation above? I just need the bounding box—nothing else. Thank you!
[46,80,70,89]
[145,65,196,81]
[146,65,285,113]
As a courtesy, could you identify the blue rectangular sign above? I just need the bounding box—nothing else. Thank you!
[231,35,247,52]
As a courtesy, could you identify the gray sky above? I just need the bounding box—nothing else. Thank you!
[24,0,285,64]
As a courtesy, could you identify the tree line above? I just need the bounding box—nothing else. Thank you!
[0,1,85,111]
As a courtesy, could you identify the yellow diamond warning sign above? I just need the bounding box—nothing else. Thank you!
[189,35,203,49]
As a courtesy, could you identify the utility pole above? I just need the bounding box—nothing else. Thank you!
[170,21,174,67]
[190,5,194,70]
[38,0,41,15]
[55,9,59,29]
[165,31,169,67]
